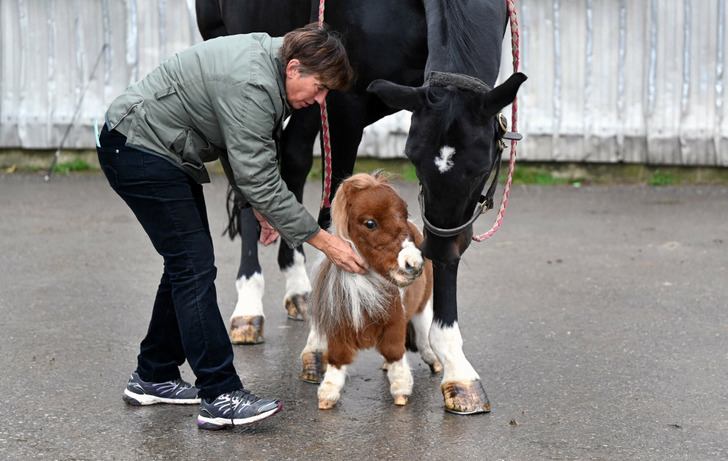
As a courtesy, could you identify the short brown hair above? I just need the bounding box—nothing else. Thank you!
[280,23,355,91]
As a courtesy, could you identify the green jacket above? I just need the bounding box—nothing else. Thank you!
[105,33,320,248]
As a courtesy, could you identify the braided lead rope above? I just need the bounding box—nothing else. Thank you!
[318,0,334,208]
[472,0,520,242]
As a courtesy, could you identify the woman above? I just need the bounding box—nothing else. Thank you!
[97,23,367,430]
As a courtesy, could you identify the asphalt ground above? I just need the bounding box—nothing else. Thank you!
[0,172,726,460]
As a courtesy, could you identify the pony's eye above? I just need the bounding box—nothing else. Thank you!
[364,219,377,230]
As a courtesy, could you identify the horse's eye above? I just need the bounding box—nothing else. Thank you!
[364,219,377,230]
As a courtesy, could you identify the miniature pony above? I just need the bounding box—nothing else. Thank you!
[301,172,441,409]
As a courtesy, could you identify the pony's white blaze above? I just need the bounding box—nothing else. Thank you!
[231,272,265,318]
[281,250,311,301]
[397,237,422,270]
[392,237,424,286]
[434,145,456,173]
[429,321,480,383]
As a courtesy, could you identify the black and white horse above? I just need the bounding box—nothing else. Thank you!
[196,0,526,414]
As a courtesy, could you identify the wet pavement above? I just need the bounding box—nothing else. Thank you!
[1,172,726,460]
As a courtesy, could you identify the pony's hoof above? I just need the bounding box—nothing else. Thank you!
[429,361,443,373]
[300,351,327,383]
[318,398,336,410]
[229,315,264,344]
[285,294,308,320]
[441,380,491,414]
[393,395,409,406]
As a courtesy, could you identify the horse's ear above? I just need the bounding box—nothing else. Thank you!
[481,72,527,118]
[367,80,428,112]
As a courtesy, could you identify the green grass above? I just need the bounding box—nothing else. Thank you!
[648,169,678,186]
[53,160,91,174]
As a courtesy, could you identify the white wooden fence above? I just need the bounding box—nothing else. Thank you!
[1,0,727,166]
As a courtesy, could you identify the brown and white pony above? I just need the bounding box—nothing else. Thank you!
[300,172,441,409]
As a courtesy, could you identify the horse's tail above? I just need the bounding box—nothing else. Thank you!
[222,185,242,240]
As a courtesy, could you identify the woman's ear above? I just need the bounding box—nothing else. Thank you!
[286,59,300,78]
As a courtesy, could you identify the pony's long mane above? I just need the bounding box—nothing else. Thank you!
[308,254,393,334]
[309,171,400,334]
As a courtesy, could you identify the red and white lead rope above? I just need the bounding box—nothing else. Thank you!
[318,0,334,208]
[473,0,520,242]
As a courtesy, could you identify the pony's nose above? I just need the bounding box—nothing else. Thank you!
[403,259,424,277]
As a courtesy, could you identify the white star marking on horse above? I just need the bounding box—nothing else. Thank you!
[434,146,456,173]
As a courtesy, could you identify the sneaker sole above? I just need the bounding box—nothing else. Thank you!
[123,389,201,406]
[197,401,283,430]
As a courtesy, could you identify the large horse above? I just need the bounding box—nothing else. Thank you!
[195,0,526,414]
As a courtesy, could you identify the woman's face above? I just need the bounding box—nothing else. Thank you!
[285,59,329,109]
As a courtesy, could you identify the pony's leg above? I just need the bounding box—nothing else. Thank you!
[299,327,328,384]
[378,315,413,406]
[386,355,413,406]
[410,299,443,373]
[317,364,347,410]
[229,207,266,344]
[278,107,318,319]
[317,339,357,410]
[430,262,490,414]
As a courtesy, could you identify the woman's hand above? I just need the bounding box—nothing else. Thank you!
[253,209,280,246]
[307,230,368,274]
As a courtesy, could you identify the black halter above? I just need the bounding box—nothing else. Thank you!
[418,72,522,238]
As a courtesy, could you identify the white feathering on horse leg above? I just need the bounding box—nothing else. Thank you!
[429,321,481,383]
[231,272,265,318]
[387,355,413,405]
[282,251,311,319]
[318,365,347,409]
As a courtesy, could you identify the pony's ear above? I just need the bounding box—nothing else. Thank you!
[330,180,351,240]
[367,80,428,112]
[481,72,527,118]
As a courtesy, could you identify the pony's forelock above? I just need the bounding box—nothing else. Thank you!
[330,172,400,239]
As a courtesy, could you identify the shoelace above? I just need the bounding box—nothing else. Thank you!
[228,389,258,408]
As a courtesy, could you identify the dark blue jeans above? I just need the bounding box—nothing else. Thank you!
[97,125,242,399]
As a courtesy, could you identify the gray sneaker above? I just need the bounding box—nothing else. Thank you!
[122,372,200,406]
[197,389,282,430]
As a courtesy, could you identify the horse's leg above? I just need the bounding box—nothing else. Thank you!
[430,262,491,414]
[228,207,266,344]
[299,326,328,384]
[278,107,319,320]
[409,299,443,373]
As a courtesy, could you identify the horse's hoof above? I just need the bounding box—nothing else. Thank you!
[285,294,308,320]
[441,380,491,414]
[429,361,443,374]
[393,395,409,406]
[300,351,327,383]
[229,315,264,344]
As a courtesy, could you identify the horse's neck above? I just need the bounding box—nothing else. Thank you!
[423,0,506,84]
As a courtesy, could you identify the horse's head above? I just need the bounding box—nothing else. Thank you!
[331,172,424,288]
[367,72,527,264]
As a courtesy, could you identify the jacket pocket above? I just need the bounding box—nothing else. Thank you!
[171,129,216,172]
